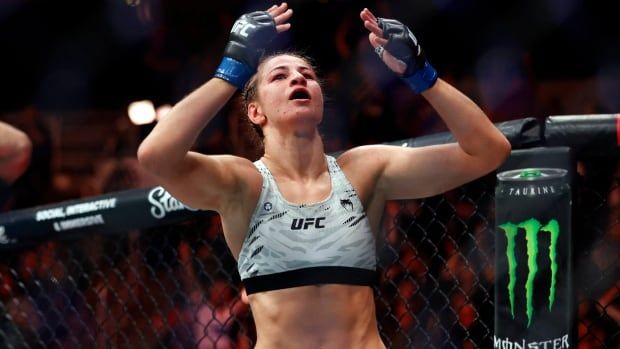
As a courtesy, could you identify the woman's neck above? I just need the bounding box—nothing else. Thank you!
[262,131,325,180]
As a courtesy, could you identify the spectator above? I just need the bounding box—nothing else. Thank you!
[193,279,249,349]
[0,121,31,210]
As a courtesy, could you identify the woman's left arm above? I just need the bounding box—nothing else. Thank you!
[367,79,511,200]
[351,8,511,200]
[421,78,512,171]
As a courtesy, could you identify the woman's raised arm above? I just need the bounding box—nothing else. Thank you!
[137,3,293,210]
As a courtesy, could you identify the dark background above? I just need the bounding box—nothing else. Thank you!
[1,0,619,112]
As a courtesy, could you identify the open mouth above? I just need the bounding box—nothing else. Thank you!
[289,89,311,100]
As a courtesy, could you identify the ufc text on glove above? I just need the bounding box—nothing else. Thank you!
[215,11,278,89]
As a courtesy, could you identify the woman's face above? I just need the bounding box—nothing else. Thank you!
[249,55,324,134]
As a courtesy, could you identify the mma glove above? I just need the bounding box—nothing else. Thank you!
[377,18,438,93]
[215,11,278,89]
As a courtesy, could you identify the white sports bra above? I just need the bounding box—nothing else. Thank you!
[237,155,377,294]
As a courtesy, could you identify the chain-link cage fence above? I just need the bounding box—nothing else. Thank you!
[1,156,619,349]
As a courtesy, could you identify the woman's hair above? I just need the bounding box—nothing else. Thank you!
[240,51,321,148]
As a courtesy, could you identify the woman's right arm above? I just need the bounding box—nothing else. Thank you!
[137,79,241,211]
[138,3,292,212]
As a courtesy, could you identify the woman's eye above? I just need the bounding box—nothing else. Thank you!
[273,74,286,80]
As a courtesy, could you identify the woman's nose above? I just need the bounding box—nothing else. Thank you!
[290,72,307,85]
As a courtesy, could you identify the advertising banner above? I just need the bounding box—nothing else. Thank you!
[495,168,572,349]
[0,186,204,248]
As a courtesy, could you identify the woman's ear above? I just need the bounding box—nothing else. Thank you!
[247,102,266,127]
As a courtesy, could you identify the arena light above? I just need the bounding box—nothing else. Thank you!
[127,100,156,125]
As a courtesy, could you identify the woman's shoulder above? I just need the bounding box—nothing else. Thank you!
[336,144,392,169]
[336,145,390,185]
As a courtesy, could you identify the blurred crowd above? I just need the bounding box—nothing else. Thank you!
[1,0,619,348]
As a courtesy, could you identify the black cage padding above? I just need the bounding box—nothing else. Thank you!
[389,117,541,149]
[544,114,619,156]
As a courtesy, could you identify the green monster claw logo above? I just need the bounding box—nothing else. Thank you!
[498,218,560,327]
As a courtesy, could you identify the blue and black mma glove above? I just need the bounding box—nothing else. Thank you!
[215,11,278,89]
[377,18,438,93]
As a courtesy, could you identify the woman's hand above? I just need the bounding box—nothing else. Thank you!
[360,8,438,93]
[360,8,407,75]
[215,2,294,89]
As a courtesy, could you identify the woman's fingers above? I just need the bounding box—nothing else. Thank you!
[268,2,288,17]
[274,8,293,25]
[360,8,385,44]
[276,22,292,33]
[365,8,378,22]
[364,20,384,40]
[360,8,377,22]
[269,3,292,33]
[369,33,388,48]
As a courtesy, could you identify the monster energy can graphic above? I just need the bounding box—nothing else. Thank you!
[495,168,572,349]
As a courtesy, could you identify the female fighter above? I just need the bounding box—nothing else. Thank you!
[138,3,511,348]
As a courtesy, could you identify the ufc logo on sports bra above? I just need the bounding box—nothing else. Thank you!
[231,19,256,37]
[291,217,326,230]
